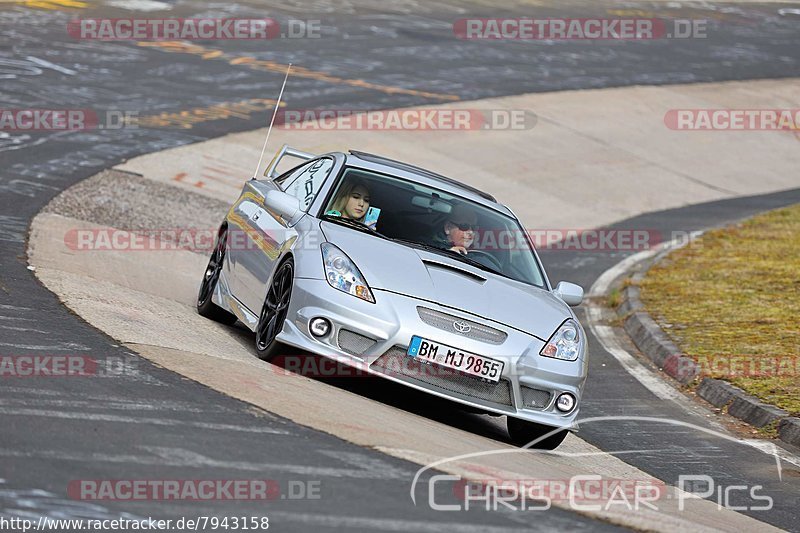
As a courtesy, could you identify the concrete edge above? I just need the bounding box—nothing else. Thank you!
[615,245,799,447]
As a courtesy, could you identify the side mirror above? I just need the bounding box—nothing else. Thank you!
[553,281,583,307]
[264,190,302,226]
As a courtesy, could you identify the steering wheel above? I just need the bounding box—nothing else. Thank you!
[466,250,503,271]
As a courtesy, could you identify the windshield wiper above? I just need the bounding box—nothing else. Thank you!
[391,238,509,279]
[447,251,509,279]
[391,238,453,256]
[321,214,388,239]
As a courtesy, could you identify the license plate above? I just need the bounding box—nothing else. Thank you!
[407,336,504,383]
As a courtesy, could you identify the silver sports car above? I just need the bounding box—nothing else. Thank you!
[197,145,587,449]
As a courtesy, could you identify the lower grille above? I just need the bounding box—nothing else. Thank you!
[337,329,376,356]
[521,386,551,409]
[371,346,513,408]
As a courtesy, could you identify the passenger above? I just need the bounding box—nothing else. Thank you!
[434,203,478,255]
[326,181,371,222]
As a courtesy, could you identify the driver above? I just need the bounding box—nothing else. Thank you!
[434,203,478,255]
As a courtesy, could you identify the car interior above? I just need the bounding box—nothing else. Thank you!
[321,168,545,288]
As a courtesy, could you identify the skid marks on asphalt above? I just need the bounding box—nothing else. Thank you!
[0,305,92,352]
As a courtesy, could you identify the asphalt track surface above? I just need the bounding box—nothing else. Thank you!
[2,0,800,530]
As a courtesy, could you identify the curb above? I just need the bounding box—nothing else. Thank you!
[616,248,800,448]
[620,270,701,386]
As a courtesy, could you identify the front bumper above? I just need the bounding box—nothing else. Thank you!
[278,278,588,429]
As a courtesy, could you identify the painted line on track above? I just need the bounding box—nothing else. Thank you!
[137,41,461,101]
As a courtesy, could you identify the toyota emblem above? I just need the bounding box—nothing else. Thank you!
[453,320,471,333]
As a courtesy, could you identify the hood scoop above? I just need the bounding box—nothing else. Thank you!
[422,259,486,283]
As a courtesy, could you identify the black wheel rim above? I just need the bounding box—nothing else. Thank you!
[256,261,293,351]
[198,229,226,306]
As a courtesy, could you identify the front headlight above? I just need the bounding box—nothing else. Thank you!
[321,243,375,303]
[540,319,582,361]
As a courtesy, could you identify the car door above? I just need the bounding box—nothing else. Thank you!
[230,157,335,313]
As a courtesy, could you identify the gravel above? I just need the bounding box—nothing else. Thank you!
[44,169,231,254]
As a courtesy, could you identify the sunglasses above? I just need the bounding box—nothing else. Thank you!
[450,222,477,231]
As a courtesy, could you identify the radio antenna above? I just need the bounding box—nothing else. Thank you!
[251,63,292,180]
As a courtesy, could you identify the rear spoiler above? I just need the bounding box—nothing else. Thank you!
[263,144,317,179]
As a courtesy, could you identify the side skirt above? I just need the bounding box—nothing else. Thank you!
[214,271,259,331]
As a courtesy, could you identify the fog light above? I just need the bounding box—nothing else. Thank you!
[556,393,576,413]
[309,317,331,338]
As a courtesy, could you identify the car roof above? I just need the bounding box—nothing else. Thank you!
[343,150,513,217]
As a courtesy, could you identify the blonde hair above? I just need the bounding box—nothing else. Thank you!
[331,180,370,221]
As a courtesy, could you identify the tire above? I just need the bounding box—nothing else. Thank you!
[255,258,294,361]
[197,225,238,325]
[507,417,569,450]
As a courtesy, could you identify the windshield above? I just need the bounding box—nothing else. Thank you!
[321,167,546,288]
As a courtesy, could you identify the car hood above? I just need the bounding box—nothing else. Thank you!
[320,221,569,342]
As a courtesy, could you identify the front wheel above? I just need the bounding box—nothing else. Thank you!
[507,417,568,450]
[197,226,238,325]
[255,258,294,361]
